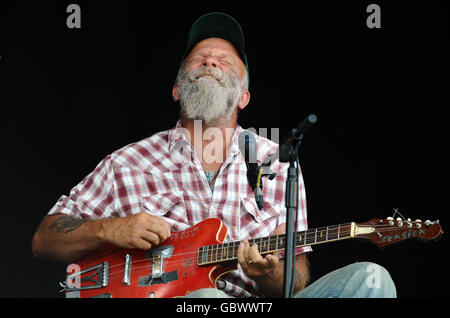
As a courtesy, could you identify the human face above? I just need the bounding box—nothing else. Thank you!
[183,37,247,83]
[173,38,250,126]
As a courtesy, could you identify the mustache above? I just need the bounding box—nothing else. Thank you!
[186,66,228,86]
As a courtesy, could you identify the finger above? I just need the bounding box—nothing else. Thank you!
[249,243,265,264]
[265,254,279,268]
[140,230,161,247]
[132,237,152,250]
[144,217,171,242]
[243,240,252,263]
[237,241,246,266]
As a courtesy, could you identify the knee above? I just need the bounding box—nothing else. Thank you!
[349,262,397,298]
[184,288,230,298]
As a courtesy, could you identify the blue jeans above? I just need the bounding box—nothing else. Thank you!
[186,262,396,298]
[295,262,396,298]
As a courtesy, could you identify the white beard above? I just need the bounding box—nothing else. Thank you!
[176,65,242,126]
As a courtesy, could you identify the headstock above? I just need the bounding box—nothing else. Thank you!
[355,217,443,247]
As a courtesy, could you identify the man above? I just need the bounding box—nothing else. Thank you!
[32,12,396,298]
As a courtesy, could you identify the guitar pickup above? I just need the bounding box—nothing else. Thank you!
[63,261,109,292]
[138,245,176,287]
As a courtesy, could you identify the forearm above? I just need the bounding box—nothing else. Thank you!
[32,214,109,263]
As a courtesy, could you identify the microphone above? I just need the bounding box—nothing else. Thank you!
[238,131,264,210]
[282,114,318,145]
[280,114,318,163]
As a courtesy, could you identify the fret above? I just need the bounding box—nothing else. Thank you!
[305,229,314,245]
[259,237,265,252]
[231,241,237,259]
[205,246,210,263]
[327,226,338,241]
[317,228,322,242]
[260,237,266,252]
[326,227,329,241]
[337,224,340,239]
[211,245,216,262]
[316,227,327,243]
[228,243,233,259]
[296,232,302,247]
[268,237,274,252]
[198,246,204,265]
[222,243,227,261]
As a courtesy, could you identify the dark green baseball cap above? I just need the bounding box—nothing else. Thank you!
[182,12,249,87]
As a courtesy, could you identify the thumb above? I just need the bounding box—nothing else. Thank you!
[265,254,279,268]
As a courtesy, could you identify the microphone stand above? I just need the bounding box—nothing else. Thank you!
[279,114,317,298]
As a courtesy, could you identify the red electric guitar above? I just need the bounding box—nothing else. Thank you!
[61,216,443,298]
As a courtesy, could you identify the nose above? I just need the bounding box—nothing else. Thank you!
[202,55,219,68]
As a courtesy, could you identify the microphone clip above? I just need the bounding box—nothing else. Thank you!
[247,160,277,211]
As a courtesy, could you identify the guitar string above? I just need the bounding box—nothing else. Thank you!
[83,226,355,278]
[104,223,427,273]
[89,224,425,274]
[73,224,425,280]
[104,223,425,279]
[101,225,355,271]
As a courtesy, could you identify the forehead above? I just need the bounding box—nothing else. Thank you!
[189,38,240,56]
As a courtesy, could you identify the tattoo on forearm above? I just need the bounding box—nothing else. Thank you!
[49,215,87,234]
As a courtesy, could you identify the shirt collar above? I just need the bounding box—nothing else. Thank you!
[168,120,245,160]
[168,120,191,153]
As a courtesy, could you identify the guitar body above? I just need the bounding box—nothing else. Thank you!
[65,218,233,298]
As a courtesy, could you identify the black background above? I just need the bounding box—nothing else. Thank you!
[0,0,448,299]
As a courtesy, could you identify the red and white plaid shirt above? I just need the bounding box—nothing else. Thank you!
[48,121,311,297]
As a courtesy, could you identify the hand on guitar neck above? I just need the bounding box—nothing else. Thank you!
[237,224,309,297]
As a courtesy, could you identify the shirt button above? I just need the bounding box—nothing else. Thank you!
[216,279,226,290]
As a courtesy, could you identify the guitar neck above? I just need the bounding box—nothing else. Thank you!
[198,222,355,266]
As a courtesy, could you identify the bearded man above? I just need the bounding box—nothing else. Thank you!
[32,12,396,298]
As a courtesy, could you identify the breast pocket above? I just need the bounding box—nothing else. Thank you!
[240,197,283,238]
[140,191,188,231]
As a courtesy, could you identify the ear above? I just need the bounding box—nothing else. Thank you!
[237,89,250,110]
[172,84,179,102]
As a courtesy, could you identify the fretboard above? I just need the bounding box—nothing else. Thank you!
[197,223,353,266]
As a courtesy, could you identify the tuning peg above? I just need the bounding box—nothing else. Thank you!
[407,218,411,222]
[386,217,394,226]
[425,220,431,226]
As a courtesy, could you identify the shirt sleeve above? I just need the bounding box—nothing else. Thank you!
[47,155,116,219]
